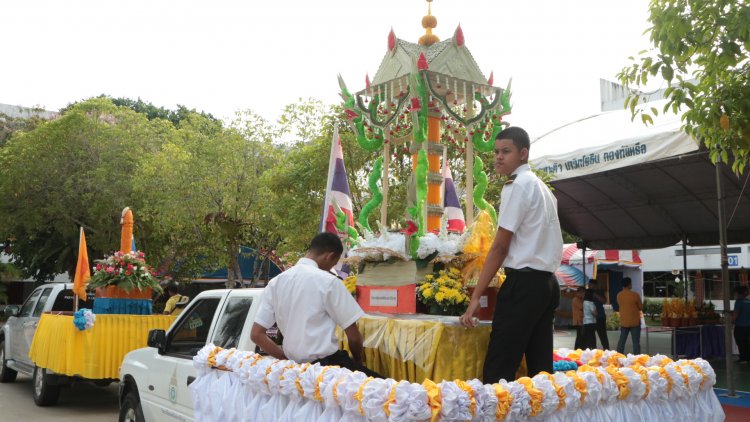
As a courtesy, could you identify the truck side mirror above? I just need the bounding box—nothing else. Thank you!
[147,329,166,353]
[3,305,20,317]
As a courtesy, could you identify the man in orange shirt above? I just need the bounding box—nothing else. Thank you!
[616,277,642,354]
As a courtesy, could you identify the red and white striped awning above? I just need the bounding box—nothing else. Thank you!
[561,244,642,267]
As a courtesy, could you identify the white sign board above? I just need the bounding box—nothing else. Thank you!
[370,289,398,307]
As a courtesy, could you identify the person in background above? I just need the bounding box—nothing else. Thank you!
[589,279,611,350]
[616,277,642,354]
[582,289,598,349]
[733,285,750,363]
[163,282,189,316]
[250,232,380,377]
[572,287,584,349]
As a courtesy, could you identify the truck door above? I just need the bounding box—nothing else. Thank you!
[7,288,41,366]
[140,297,221,422]
[22,286,53,366]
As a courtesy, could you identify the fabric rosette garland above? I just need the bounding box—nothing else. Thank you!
[191,344,724,422]
[72,308,96,331]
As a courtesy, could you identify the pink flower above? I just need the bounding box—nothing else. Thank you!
[95,264,102,271]
[105,266,115,273]
[127,264,135,271]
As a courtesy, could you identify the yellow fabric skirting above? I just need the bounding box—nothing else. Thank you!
[340,315,493,383]
[29,313,175,380]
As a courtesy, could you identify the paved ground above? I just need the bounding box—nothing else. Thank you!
[0,374,118,421]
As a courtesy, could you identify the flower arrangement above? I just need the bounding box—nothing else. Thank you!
[417,268,470,316]
[342,274,357,297]
[88,251,163,294]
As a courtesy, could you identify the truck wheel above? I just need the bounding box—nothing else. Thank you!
[119,392,145,422]
[0,340,18,383]
[32,366,61,406]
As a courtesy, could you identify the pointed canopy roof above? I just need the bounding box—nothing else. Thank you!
[371,34,488,87]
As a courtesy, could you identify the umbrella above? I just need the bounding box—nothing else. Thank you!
[555,265,586,292]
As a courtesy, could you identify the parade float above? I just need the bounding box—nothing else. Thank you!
[28,207,174,383]
[171,3,723,421]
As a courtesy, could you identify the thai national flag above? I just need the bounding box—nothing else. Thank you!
[443,162,465,233]
[320,126,354,234]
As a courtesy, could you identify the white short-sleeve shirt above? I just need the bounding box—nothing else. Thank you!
[497,164,563,273]
[254,257,364,363]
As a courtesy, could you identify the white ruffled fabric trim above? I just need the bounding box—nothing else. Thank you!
[187,345,725,422]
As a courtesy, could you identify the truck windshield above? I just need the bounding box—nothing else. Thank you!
[213,297,253,349]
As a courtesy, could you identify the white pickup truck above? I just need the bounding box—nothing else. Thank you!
[118,288,269,422]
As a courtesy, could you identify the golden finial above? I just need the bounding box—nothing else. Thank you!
[418,0,439,46]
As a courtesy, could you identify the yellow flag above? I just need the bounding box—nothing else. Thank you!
[73,227,90,301]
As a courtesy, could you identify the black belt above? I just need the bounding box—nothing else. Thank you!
[505,267,553,277]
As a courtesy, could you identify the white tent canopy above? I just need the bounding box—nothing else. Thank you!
[530,101,699,181]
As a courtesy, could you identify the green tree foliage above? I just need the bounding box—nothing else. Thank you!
[0,98,172,281]
[0,112,44,147]
[61,95,220,128]
[135,110,280,287]
[618,0,750,172]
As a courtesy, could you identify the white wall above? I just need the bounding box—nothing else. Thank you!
[639,243,750,272]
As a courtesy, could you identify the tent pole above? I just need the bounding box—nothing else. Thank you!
[683,235,688,303]
[582,244,586,285]
[716,159,736,397]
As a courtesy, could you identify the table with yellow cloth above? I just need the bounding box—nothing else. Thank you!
[29,313,176,380]
[339,314,497,383]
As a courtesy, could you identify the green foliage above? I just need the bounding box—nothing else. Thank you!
[61,95,220,129]
[643,298,664,320]
[618,0,750,172]
[0,112,44,147]
[134,110,280,287]
[0,98,172,281]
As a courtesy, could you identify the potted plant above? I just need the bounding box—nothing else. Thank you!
[416,268,470,316]
[89,251,163,299]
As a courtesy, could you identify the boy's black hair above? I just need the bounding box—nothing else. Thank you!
[622,277,633,288]
[496,126,531,151]
[308,232,344,256]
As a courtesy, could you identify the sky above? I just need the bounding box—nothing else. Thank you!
[1,0,655,139]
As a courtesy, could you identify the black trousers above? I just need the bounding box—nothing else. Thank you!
[582,323,597,349]
[574,326,583,350]
[735,325,750,361]
[313,350,382,378]
[595,318,610,350]
[483,269,560,383]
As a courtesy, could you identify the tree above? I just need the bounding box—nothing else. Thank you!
[135,110,280,288]
[60,95,220,128]
[618,0,750,172]
[0,98,172,281]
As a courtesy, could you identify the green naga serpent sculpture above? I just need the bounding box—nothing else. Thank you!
[473,156,497,226]
[338,74,383,152]
[410,72,429,145]
[335,207,360,248]
[358,157,383,232]
[471,82,513,153]
[406,150,428,259]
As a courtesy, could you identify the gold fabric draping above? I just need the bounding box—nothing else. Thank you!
[29,313,175,380]
[340,315,493,383]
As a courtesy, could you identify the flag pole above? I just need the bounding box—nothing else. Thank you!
[320,125,339,232]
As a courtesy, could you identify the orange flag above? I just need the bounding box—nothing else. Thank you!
[73,227,90,301]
